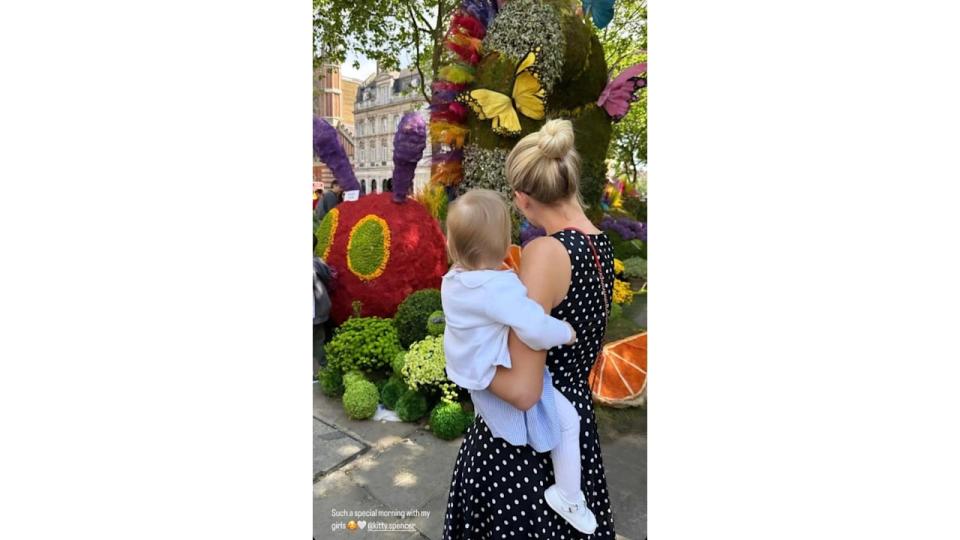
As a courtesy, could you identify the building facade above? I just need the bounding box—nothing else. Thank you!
[353,69,432,196]
[313,64,361,191]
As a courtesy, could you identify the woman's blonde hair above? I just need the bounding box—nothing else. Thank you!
[505,119,582,205]
[446,189,512,270]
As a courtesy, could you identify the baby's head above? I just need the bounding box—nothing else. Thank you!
[446,189,512,271]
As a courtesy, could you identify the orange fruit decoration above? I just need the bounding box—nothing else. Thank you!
[589,332,647,407]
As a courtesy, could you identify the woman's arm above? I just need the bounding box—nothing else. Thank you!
[486,236,571,410]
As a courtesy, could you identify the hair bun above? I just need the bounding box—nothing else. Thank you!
[537,119,574,159]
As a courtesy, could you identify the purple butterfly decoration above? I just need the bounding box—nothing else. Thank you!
[597,62,647,122]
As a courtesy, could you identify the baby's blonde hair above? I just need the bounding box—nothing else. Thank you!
[446,189,512,270]
[505,119,582,206]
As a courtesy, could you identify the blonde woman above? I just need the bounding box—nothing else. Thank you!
[442,120,617,539]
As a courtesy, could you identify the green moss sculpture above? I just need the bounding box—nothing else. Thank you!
[429,402,475,440]
[342,380,379,420]
[342,369,368,390]
[394,289,442,348]
[395,389,429,422]
[381,375,408,410]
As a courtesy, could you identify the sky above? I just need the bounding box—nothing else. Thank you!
[341,49,416,82]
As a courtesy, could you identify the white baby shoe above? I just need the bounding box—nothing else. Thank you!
[544,484,598,535]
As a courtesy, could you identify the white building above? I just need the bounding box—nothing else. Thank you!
[354,68,432,195]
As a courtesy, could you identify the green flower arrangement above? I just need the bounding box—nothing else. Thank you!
[325,317,403,373]
[394,289,442,348]
[317,366,344,397]
[426,310,446,337]
[380,375,409,410]
[401,335,458,404]
[610,302,623,321]
[342,380,379,420]
[395,388,429,422]
[429,401,475,440]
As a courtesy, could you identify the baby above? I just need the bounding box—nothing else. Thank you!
[441,189,598,534]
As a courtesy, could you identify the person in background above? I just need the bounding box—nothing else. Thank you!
[313,188,322,211]
[313,235,336,373]
[315,180,342,224]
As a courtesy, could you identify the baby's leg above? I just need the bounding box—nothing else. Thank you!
[550,389,582,502]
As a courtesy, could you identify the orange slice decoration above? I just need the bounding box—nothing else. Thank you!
[589,332,647,407]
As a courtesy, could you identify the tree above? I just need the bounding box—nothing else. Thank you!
[599,0,647,183]
[313,0,457,103]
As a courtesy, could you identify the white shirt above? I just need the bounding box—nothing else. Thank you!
[442,266,573,391]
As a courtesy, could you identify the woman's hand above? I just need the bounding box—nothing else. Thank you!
[486,236,571,410]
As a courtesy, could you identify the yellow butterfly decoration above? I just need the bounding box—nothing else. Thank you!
[460,50,546,137]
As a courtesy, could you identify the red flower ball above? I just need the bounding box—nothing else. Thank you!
[318,193,448,324]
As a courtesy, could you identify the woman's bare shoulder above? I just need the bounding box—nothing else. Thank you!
[521,235,568,262]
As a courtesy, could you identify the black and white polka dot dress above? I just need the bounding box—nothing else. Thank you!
[442,230,616,539]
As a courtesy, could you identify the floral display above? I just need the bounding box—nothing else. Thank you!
[613,278,636,305]
[600,215,647,241]
[400,335,458,404]
[432,0,617,207]
[614,258,625,276]
[315,193,448,324]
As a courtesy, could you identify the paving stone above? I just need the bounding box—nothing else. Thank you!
[600,419,646,539]
[347,430,461,517]
[315,470,422,539]
[315,418,367,479]
[315,384,422,449]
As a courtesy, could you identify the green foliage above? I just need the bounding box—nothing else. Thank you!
[342,380,380,420]
[401,335,458,403]
[381,376,409,410]
[429,401,475,440]
[394,288,442,348]
[391,350,407,375]
[317,366,344,397]
[621,193,646,221]
[622,257,647,280]
[395,388,429,422]
[426,310,445,337]
[313,0,457,101]
[326,317,403,373]
[613,238,646,260]
[610,302,623,321]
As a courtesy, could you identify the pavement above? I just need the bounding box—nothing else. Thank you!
[314,383,646,539]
